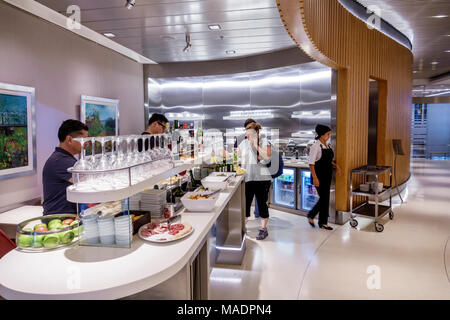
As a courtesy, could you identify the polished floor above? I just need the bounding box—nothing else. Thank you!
[210,159,450,299]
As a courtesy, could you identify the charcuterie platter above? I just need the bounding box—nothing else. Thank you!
[138,221,193,243]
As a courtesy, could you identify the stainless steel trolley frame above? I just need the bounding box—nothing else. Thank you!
[349,165,393,232]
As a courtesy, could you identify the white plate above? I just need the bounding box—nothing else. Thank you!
[138,223,194,243]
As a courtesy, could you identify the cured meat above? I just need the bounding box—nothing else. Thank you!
[140,222,192,242]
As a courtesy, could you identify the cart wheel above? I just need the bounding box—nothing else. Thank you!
[350,219,358,228]
[389,212,394,220]
[375,223,384,232]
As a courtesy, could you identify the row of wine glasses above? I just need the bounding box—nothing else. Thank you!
[72,134,172,171]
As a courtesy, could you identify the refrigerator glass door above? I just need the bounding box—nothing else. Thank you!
[301,170,319,211]
[273,168,296,208]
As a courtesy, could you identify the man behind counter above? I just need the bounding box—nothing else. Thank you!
[138,113,168,151]
[42,120,88,216]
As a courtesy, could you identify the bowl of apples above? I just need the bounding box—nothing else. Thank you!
[15,214,80,252]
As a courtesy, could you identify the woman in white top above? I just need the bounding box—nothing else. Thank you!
[237,122,272,240]
[307,124,341,230]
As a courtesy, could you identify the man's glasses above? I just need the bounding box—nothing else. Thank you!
[157,121,167,132]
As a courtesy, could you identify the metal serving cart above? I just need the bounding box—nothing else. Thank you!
[349,165,393,232]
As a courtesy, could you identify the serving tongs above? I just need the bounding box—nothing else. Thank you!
[202,189,222,197]
[165,214,181,231]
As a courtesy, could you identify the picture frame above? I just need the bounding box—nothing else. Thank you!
[0,82,36,181]
[80,95,120,137]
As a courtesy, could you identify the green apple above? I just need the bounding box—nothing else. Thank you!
[32,235,45,248]
[17,234,32,247]
[34,223,47,231]
[48,219,62,229]
[49,223,64,231]
[70,220,79,237]
[43,234,60,248]
[58,230,75,244]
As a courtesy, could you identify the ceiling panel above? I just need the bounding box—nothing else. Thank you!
[35,0,296,62]
[356,0,450,80]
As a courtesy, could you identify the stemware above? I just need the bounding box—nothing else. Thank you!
[95,137,108,170]
[132,135,141,165]
[124,135,135,167]
[89,137,97,167]
[73,137,93,171]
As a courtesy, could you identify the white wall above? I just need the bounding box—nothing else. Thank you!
[0,3,145,208]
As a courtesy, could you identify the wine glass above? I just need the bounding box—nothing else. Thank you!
[89,137,97,167]
[132,135,141,164]
[141,135,152,162]
[124,135,135,166]
[73,137,93,171]
[95,137,108,170]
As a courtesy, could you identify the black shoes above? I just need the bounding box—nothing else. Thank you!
[308,218,316,228]
[256,228,268,240]
[319,225,333,230]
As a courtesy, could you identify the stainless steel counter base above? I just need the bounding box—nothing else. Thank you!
[211,179,246,266]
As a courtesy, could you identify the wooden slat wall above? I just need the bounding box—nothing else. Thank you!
[277,0,413,211]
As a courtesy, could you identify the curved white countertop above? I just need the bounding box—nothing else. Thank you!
[0,176,244,300]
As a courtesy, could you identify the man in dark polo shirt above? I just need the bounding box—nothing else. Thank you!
[138,113,168,152]
[42,120,88,215]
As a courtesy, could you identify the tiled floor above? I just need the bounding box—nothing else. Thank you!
[210,159,450,299]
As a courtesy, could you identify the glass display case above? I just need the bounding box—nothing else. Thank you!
[272,168,296,209]
[77,200,133,248]
[300,170,319,211]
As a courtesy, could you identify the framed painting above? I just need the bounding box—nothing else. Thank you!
[80,95,119,154]
[0,82,36,181]
[80,95,119,137]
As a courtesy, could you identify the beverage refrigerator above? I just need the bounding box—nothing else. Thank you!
[270,166,319,215]
[271,168,297,209]
[298,169,319,211]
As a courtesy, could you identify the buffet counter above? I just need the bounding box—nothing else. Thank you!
[0,175,245,300]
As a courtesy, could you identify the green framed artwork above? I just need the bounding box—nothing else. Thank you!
[80,95,119,154]
[0,83,36,180]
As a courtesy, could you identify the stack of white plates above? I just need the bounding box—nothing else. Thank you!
[114,215,132,247]
[97,215,115,245]
[140,189,166,217]
[82,214,99,244]
[129,194,141,211]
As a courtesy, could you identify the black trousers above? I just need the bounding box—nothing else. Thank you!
[308,180,331,226]
[245,181,271,219]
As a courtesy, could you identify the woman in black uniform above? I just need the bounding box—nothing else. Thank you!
[307,124,341,230]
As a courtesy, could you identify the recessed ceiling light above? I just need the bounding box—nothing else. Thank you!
[431,15,448,18]
[226,50,236,54]
[208,24,221,30]
[413,70,418,73]
[445,50,450,53]
[103,33,116,38]
[431,61,439,64]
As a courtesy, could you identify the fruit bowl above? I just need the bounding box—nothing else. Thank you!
[15,214,80,252]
